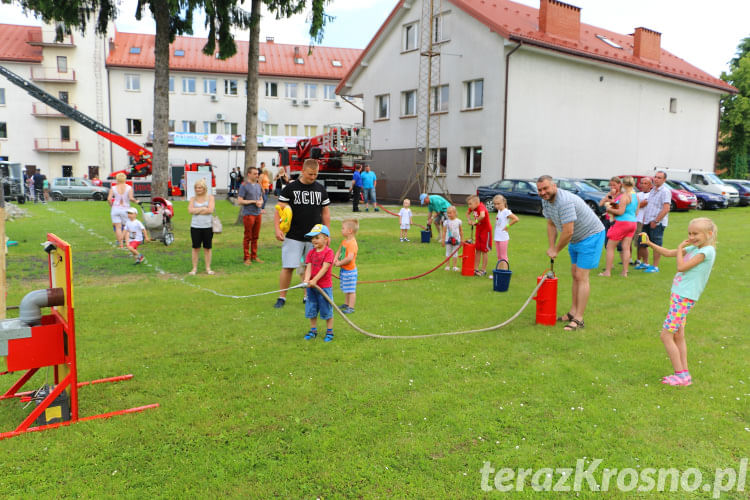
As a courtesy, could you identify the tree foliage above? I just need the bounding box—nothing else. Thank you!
[719,36,750,179]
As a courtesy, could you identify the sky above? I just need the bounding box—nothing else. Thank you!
[1,0,748,78]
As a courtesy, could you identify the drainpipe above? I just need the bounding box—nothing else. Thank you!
[501,42,522,180]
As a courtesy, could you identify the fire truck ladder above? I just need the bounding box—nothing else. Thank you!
[0,65,152,175]
[320,124,371,158]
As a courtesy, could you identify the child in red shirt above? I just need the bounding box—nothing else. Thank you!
[303,224,336,342]
[467,195,493,277]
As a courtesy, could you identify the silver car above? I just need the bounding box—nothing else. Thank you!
[50,177,109,201]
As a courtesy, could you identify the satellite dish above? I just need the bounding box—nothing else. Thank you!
[258,109,268,123]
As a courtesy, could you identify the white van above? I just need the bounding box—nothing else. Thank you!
[658,168,739,205]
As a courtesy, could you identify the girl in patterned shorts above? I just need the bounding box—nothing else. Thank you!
[640,218,717,386]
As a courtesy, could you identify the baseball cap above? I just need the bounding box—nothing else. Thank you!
[127,207,138,214]
[419,193,428,205]
[305,224,330,238]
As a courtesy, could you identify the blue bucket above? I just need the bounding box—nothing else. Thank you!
[493,259,512,292]
[420,230,431,243]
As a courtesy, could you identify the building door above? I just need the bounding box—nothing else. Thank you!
[25,165,37,176]
[62,165,73,177]
[88,165,99,180]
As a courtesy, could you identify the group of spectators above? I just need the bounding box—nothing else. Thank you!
[23,170,49,203]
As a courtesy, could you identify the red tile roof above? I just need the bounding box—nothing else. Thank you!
[338,0,736,94]
[0,24,43,63]
[107,31,362,80]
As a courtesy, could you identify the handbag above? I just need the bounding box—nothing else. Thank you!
[212,215,223,233]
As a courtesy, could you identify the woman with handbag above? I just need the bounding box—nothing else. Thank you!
[188,178,216,275]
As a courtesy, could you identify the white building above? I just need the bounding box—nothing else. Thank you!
[337,0,737,201]
[0,23,111,180]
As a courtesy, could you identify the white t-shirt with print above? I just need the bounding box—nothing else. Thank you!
[494,208,513,242]
[443,217,462,243]
[125,219,146,242]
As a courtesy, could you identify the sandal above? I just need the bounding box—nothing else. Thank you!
[557,312,574,323]
[563,319,584,331]
[206,270,216,275]
[188,270,196,276]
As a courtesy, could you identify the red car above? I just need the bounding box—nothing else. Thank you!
[624,175,697,211]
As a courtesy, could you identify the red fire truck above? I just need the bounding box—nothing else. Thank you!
[279,124,371,199]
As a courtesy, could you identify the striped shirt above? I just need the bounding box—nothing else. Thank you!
[542,189,604,244]
[641,184,671,227]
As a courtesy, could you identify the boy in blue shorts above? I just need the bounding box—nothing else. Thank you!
[303,224,336,342]
[334,219,359,314]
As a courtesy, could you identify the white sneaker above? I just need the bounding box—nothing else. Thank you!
[452,266,460,272]
[445,266,451,271]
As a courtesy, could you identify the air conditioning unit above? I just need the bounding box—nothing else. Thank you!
[303,99,310,106]
[210,95,218,102]
[291,99,298,106]
[216,113,224,121]
[334,101,342,108]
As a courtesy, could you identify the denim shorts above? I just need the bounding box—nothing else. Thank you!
[568,230,605,269]
[641,223,665,248]
[305,286,333,320]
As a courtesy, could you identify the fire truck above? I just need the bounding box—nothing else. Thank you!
[279,124,371,199]
[0,65,215,194]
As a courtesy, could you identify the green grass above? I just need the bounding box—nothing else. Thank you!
[1,200,748,498]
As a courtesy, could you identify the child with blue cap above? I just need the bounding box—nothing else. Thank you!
[303,224,336,342]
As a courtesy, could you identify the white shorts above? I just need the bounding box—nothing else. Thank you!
[111,208,128,225]
[400,224,410,230]
[281,238,313,269]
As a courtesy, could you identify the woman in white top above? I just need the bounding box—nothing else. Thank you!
[188,178,216,275]
[107,172,136,248]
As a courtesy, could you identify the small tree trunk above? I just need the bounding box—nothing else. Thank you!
[152,1,171,198]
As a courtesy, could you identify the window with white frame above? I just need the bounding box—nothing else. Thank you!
[0,122,6,139]
[324,85,336,100]
[304,125,317,137]
[125,74,140,91]
[285,83,298,99]
[403,22,418,51]
[182,77,196,94]
[285,124,298,136]
[204,78,217,95]
[57,56,68,73]
[464,79,483,109]
[430,148,447,175]
[126,119,142,135]
[168,120,175,132]
[264,124,278,135]
[304,83,317,99]
[401,90,416,116]
[432,84,449,112]
[203,121,218,134]
[375,94,390,120]
[265,81,278,97]
[0,88,5,105]
[224,79,238,96]
[463,146,482,175]
[169,77,175,93]
[181,120,197,133]
[60,125,70,141]
[225,122,238,134]
[433,13,449,43]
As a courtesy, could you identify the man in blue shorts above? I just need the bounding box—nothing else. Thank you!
[537,175,605,331]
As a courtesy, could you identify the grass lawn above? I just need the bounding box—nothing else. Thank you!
[1,199,748,498]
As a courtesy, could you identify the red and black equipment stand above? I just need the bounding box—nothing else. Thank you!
[0,234,158,440]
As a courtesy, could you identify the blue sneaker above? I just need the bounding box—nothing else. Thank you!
[323,332,334,342]
[634,262,646,270]
[304,329,317,340]
[644,265,659,273]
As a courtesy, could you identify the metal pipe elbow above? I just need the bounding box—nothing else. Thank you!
[19,288,64,326]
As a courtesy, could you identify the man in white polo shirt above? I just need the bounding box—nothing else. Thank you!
[639,170,671,273]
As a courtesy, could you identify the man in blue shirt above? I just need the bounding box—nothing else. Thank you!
[350,165,363,212]
[360,165,379,212]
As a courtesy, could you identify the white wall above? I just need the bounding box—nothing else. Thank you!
[505,47,722,179]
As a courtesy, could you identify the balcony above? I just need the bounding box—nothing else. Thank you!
[31,103,76,118]
[34,138,80,153]
[30,67,76,83]
[26,29,76,47]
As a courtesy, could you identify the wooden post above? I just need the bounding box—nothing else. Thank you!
[1,184,6,320]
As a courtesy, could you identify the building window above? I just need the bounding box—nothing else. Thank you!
[60,125,71,141]
[129,47,141,54]
[324,85,336,100]
[182,120,197,133]
[224,122,238,134]
[0,122,6,139]
[669,97,677,113]
[464,79,483,109]
[401,90,416,116]
[285,83,298,99]
[57,56,68,73]
[0,88,5,105]
[304,125,317,137]
[463,146,482,175]
[169,77,175,93]
[294,57,304,65]
[204,78,217,95]
[375,94,390,120]
[259,55,266,62]
[432,84,449,112]
[265,124,278,135]
[304,84,317,100]
[126,119,142,135]
[168,120,175,132]
[331,60,342,67]
[174,49,185,57]
[403,22,418,51]
[433,14,449,43]
[125,74,141,91]
[182,77,196,94]
[430,148,447,175]
[224,79,238,96]
[203,121,218,134]
[58,91,69,104]
[285,124,298,136]
[265,81,278,97]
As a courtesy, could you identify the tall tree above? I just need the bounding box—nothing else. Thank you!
[719,36,750,179]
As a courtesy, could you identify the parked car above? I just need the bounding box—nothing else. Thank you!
[50,177,109,201]
[554,178,607,215]
[624,175,697,211]
[584,178,612,192]
[723,179,750,206]
[476,179,543,215]
[667,180,727,210]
